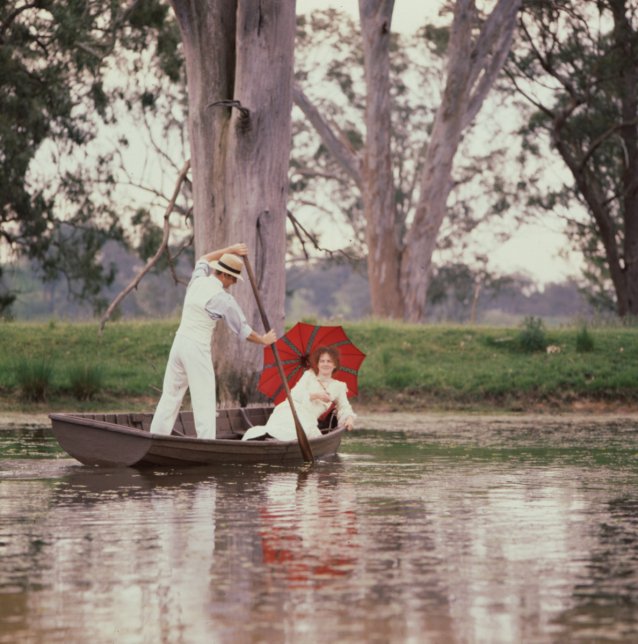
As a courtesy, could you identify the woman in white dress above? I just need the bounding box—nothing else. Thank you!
[242,346,356,441]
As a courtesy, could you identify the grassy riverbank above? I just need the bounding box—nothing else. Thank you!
[1,319,637,413]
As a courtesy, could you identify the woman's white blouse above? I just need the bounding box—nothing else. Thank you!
[241,369,356,442]
[291,370,355,424]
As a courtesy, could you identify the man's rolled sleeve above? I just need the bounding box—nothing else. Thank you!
[205,292,253,340]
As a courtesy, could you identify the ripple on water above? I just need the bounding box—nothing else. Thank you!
[1,421,638,642]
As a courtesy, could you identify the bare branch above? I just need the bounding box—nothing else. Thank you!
[287,210,354,261]
[166,230,193,285]
[293,83,363,189]
[519,16,580,102]
[142,108,183,173]
[504,67,554,118]
[290,167,345,182]
[287,210,312,260]
[98,160,191,334]
[463,0,522,128]
[207,99,250,119]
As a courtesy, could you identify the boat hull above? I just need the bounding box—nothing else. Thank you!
[49,409,344,467]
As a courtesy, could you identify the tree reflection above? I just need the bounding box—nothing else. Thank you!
[553,494,638,640]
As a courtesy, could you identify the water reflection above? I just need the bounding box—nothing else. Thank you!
[0,420,638,642]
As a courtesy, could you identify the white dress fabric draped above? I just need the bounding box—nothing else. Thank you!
[242,369,355,442]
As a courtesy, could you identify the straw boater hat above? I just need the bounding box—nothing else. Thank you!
[209,253,244,281]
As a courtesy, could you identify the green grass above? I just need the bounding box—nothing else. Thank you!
[66,363,105,400]
[345,320,638,409]
[14,357,54,402]
[0,318,637,412]
[0,320,176,402]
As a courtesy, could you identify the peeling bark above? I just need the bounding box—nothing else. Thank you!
[171,0,295,403]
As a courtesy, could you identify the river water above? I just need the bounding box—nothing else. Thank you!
[1,414,638,643]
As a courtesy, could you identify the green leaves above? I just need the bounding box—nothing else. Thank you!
[508,0,638,315]
[0,1,182,315]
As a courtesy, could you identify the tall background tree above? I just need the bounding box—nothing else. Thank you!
[293,0,522,321]
[508,0,638,316]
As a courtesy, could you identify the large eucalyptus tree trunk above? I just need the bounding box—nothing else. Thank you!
[170,0,295,404]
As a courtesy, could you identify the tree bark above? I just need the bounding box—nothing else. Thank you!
[171,0,295,403]
[358,0,404,318]
[611,0,638,315]
[295,0,520,321]
[400,0,521,321]
[553,133,629,315]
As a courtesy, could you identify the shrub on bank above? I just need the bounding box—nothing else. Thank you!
[14,358,54,402]
[517,316,548,353]
[576,324,595,352]
[67,363,104,400]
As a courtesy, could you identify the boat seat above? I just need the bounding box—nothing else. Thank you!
[172,414,197,437]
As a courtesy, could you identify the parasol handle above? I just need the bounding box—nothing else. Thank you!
[244,256,314,463]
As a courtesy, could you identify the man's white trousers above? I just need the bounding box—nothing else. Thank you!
[150,334,216,439]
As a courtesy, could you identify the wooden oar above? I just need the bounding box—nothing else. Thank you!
[243,256,314,463]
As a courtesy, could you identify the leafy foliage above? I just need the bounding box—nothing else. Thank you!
[0,1,183,313]
[508,0,638,315]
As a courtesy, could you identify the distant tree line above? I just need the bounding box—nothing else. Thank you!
[3,246,593,325]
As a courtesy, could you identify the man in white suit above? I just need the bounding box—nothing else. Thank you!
[151,243,276,439]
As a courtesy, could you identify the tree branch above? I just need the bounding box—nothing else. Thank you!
[287,210,354,261]
[290,167,346,182]
[579,118,638,172]
[504,67,555,118]
[72,0,146,62]
[463,0,522,128]
[98,159,191,334]
[292,83,363,189]
[207,99,250,119]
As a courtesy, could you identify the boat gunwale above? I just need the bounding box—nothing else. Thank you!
[48,411,346,448]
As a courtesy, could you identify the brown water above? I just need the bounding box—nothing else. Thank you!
[1,417,638,643]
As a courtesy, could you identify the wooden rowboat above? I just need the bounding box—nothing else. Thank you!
[49,407,344,467]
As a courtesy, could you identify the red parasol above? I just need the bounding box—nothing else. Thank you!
[258,322,366,404]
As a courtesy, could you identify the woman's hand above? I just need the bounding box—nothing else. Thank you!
[343,416,354,431]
